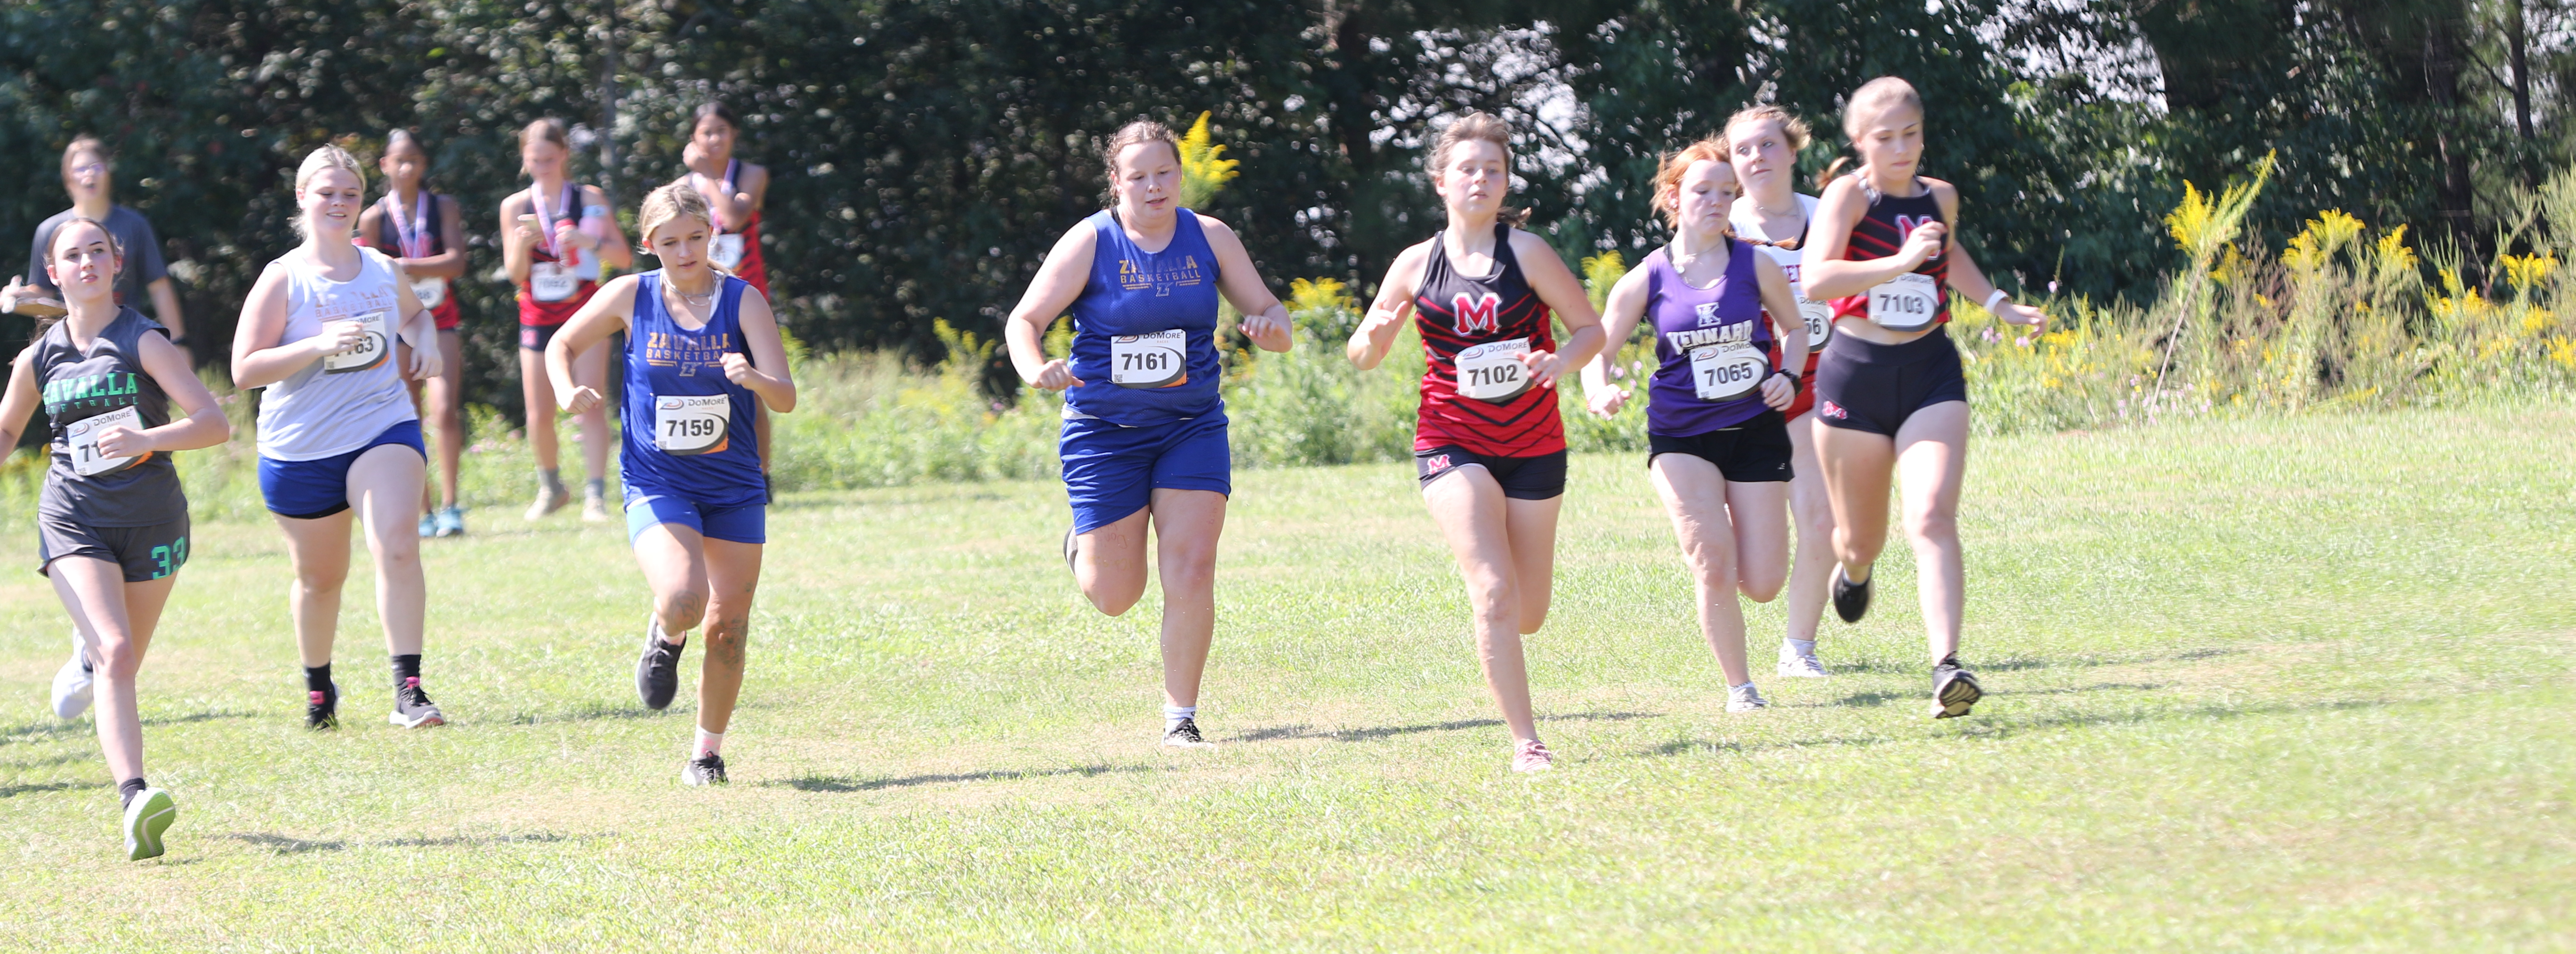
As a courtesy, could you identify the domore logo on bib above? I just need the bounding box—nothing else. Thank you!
[1452,292,1501,334]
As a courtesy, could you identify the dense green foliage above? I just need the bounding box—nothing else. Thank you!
[0,0,2568,420]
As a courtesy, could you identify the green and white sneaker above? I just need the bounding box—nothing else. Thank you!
[124,787,175,861]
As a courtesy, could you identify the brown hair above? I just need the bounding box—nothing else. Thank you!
[1100,119,1181,181]
[36,217,123,334]
[638,180,715,257]
[1724,105,1811,154]
[692,102,741,134]
[1822,77,1924,186]
[60,135,110,173]
[520,117,571,153]
[1651,137,1733,232]
[1425,112,1528,227]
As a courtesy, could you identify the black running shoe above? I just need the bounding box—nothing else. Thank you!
[1931,656,1982,719]
[387,677,445,728]
[1832,566,1873,624]
[681,753,728,785]
[636,616,684,711]
[306,681,340,730]
[1162,717,1213,748]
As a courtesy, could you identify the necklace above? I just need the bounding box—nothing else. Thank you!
[1754,199,1801,218]
[666,278,717,311]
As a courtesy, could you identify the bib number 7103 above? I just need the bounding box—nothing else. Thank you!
[1867,273,1939,332]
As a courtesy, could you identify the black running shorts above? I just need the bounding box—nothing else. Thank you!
[1648,409,1794,483]
[1415,446,1568,500]
[1811,326,1968,436]
[37,514,190,582]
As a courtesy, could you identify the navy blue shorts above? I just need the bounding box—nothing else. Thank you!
[625,491,766,544]
[1060,412,1230,534]
[259,420,426,520]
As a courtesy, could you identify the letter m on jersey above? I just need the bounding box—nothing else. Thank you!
[1452,292,1502,334]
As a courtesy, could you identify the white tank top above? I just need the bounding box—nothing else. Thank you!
[253,246,419,461]
[1729,193,1832,356]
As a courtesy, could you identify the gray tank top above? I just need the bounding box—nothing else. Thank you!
[34,307,185,527]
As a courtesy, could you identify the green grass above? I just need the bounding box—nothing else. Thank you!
[2,404,2573,951]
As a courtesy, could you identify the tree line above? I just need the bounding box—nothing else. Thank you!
[0,0,2564,414]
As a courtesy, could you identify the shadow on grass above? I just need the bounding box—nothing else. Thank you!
[776,762,1146,793]
[227,832,591,855]
[1824,683,2166,709]
[1639,697,2390,760]
[1823,647,2238,676]
[1235,711,1658,744]
[505,703,681,726]
[2,709,251,745]
[0,779,105,798]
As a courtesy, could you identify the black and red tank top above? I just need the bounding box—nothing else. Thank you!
[1412,224,1565,457]
[1827,176,1951,328]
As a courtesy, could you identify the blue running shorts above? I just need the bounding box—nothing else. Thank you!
[625,491,766,544]
[258,420,426,520]
[1059,412,1230,534]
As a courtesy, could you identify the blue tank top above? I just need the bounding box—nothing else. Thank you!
[620,272,766,508]
[1643,241,1779,435]
[1063,208,1223,427]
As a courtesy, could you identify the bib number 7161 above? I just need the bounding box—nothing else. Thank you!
[1110,329,1187,389]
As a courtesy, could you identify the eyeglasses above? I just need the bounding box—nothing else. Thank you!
[67,163,105,177]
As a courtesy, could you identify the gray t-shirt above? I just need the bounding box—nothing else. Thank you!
[26,205,169,306]
[33,307,184,527]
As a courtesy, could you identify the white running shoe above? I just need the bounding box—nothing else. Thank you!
[1777,650,1830,678]
[124,787,175,861]
[1726,683,1770,712]
[52,643,95,720]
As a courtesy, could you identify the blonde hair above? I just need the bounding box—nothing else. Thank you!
[638,181,715,258]
[292,145,366,238]
[521,117,571,153]
[1651,137,1733,231]
[1724,105,1811,154]
[1823,77,1924,186]
[1100,119,1181,180]
[1425,112,1528,227]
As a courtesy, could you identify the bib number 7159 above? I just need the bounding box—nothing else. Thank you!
[654,395,730,455]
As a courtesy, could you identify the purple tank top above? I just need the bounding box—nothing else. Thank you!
[1644,240,1779,435]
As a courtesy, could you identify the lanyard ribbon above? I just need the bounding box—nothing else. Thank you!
[383,192,435,259]
[533,183,577,258]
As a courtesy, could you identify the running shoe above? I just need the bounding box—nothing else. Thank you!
[1727,683,1770,712]
[1511,738,1554,773]
[1930,657,1983,719]
[580,492,611,524]
[636,616,684,711]
[1832,566,1872,624]
[525,485,570,521]
[681,753,728,785]
[433,506,466,538]
[306,681,341,730]
[388,676,445,728]
[1062,526,1079,574]
[51,645,94,720]
[417,512,437,538]
[1162,717,1214,748]
[123,787,175,861]
[1777,647,1830,679]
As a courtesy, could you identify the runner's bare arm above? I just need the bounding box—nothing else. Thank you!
[1349,240,1432,370]
[1198,215,1291,353]
[726,286,798,413]
[122,331,231,453]
[391,274,442,381]
[501,194,537,287]
[1510,229,1605,385]
[547,275,642,414]
[1003,222,1097,389]
[586,185,634,272]
[0,351,39,450]
[1751,253,1805,409]
[230,264,363,389]
[1580,264,1654,415]
[1925,183,2046,329]
[1800,176,1937,300]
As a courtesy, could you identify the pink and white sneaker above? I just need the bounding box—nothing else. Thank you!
[1512,738,1554,773]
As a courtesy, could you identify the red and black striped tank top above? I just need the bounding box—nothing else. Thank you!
[1827,176,1951,327]
[1412,224,1565,457]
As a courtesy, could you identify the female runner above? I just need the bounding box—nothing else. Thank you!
[1583,136,1806,713]
[0,218,229,858]
[356,130,471,538]
[1001,119,1292,748]
[501,118,631,523]
[1348,113,1604,771]
[1799,78,2047,718]
[1724,105,1839,678]
[547,183,796,785]
[679,101,778,473]
[232,145,446,730]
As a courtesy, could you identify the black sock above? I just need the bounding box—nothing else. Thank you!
[118,777,146,807]
[1936,654,1959,670]
[305,664,333,695]
[391,654,422,686]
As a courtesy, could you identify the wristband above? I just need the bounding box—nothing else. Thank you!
[1984,288,2011,312]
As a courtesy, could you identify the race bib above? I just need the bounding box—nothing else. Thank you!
[654,395,731,455]
[411,277,448,310]
[1868,273,1939,332]
[1110,329,1187,389]
[1455,337,1533,402]
[65,405,142,477]
[1795,291,1833,352]
[322,309,394,374]
[1690,344,1769,402]
[530,262,579,302]
[710,233,747,270]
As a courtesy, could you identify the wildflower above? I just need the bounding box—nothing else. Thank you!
[1176,112,1240,210]
[2015,335,2031,348]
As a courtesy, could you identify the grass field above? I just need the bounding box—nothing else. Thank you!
[2,404,2572,951]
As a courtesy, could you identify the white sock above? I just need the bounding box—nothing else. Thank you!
[1785,638,1817,658]
[694,727,724,758]
[1162,704,1196,730]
